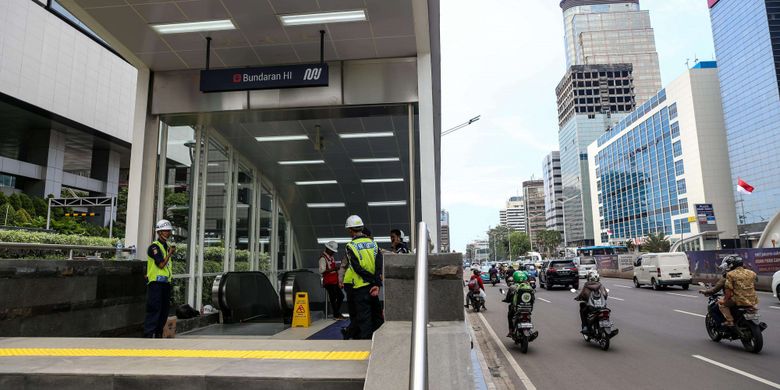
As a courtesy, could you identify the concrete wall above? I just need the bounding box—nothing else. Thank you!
[0,0,138,143]
[0,259,147,337]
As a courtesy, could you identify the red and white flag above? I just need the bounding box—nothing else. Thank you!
[737,178,754,194]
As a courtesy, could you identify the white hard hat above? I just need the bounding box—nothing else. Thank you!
[345,215,364,229]
[325,241,338,252]
[155,219,173,232]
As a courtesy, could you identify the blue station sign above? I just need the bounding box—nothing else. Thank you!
[200,63,329,93]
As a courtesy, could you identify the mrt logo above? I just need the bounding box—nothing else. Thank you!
[233,74,242,83]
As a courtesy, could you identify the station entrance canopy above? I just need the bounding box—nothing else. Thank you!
[58,0,441,307]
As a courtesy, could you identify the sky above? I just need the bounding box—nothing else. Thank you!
[440,0,717,252]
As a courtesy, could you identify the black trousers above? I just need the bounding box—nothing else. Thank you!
[324,284,344,317]
[351,286,376,340]
[370,294,384,332]
[144,282,171,338]
[343,284,357,339]
[579,302,590,328]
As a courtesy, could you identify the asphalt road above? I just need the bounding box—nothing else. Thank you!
[470,277,780,389]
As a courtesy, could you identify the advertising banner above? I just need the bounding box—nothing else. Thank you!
[695,203,718,232]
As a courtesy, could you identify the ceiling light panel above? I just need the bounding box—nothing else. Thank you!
[339,132,394,139]
[361,178,404,183]
[255,135,309,142]
[352,157,400,163]
[368,201,407,207]
[307,203,346,208]
[279,10,367,27]
[151,19,235,34]
[278,160,325,165]
[295,180,338,186]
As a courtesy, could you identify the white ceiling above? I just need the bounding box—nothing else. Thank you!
[70,0,418,71]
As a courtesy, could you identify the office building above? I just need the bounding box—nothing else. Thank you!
[543,151,564,231]
[500,196,526,232]
[560,0,662,104]
[556,64,637,245]
[440,209,450,253]
[522,180,546,245]
[587,63,737,249]
[709,0,780,242]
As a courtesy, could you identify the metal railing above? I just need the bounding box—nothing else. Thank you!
[0,242,135,260]
[410,221,429,390]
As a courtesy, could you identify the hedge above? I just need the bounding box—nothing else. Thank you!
[0,230,120,259]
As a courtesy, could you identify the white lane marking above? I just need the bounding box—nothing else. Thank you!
[675,309,705,318]
[477,312,537,390]
[614,284,632,289]
[610,297,625,301]
[537,298,551,303]
[692,355,780,389]
[666,292,698,298]
[770,306,780,310]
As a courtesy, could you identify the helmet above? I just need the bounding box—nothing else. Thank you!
[345,215,364,229]
[513,271,528,283]
[722,255,744,271]
[155,219,173,232]
[587,271,600,283]
[472,269,480,276]
[325,241,338,252]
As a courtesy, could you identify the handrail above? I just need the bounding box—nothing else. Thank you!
[410,221,429,390]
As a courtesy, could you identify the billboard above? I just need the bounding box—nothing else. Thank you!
[708,0,720,8]
[695,203,718,232]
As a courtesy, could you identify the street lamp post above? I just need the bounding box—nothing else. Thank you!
[442,115,481,137]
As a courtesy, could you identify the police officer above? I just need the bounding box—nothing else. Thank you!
[144,219,176,338]
[343,215,382,340]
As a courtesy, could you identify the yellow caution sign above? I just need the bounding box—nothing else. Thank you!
[688,216,697,223]
[291,292,311,328]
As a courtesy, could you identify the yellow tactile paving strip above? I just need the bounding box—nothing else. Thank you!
[0,348,370,361]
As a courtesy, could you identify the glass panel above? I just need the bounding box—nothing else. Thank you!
[171,277,189,309]
[205,140,229,272]
[235,163,252,272]
[258,185,273,272]
[278,210,287,272]
[162,125,196,278]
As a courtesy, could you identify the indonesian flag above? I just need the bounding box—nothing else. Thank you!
[737,178,754,194]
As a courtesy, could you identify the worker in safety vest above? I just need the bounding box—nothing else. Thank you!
[343,215,383,339]
[144,219,176,338]
[319,241,345,319]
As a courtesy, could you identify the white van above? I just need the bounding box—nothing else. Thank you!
[573,256,597,279]
[633,253,692,290]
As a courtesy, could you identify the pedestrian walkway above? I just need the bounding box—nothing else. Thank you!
[0,337,371,390]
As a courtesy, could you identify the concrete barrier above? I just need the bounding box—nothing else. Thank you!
[0,259,146,337]
[364,252,474,390]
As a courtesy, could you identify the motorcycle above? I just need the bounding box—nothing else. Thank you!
[699,282,767,353]
[571,288,618,351]
[469,290,486,312]
[501,287,538,354]
[490,273,500,287]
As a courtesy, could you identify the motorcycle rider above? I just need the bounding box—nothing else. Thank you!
[465,269,486,309]
[575,271,608,334]
[489,264,499,284]
[699,256,731,297]
[719,255,759,327]
[503,271,535,337]
[504,264,516,284]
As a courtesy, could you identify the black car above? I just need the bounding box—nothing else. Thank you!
[539,260,579,290]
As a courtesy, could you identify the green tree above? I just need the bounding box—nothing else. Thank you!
[624,239,636,252]
[32,197,47,218]
[488,225,512,260]
[7,194,22,210]
[114,186,128,239]
[14,208,32,226]
[1,204,15,226]
[508,231,532,259]
[0,191,7,207]
[18,193,35,217]
[642,232,671,253]
[537,230,562,257]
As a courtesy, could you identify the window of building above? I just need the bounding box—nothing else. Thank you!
[679,198,689,214]
[675,160,684,176]
[677,179,687,195]
[669,103,678,120]
[671,122,680,138]
[0,174,16,188]
[673,141,682,157]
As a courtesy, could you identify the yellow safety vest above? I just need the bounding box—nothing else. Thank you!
[343,236,378,289]
[146,241,172,284]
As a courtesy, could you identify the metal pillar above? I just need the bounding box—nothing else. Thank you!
[186,126,203,307]
[408,103,416,250]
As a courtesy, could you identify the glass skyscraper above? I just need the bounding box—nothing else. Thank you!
[556,0,662,246]
[588,64,737,247]
[710,0,780,235]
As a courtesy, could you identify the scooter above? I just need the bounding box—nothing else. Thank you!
[571,288,618,351]
[699,282,767,353]
[468,291,486,312]
[490,273,500,287]
[501,287,538,354]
